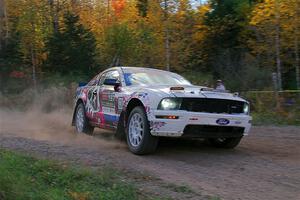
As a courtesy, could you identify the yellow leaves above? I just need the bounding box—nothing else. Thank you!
[248,0,300,70]
[197,4,211,15]
[68,191,90,200]
[189,3,210,50]
[250,0,298,26]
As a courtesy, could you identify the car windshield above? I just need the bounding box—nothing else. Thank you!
[123,68,191,86]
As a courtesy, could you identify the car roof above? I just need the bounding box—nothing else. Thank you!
[101,66,174,74]
[99,66,181,79]
[117,66,173,74]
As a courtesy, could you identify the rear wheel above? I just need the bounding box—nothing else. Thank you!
[209,137,243,149]
[75,103,94,135]
[126,106,158,155]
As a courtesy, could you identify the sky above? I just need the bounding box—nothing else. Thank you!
[190,0,208,8]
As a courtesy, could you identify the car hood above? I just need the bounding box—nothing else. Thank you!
[134,85,247,102]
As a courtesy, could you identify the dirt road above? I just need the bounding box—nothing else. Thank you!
[0,109,299,200]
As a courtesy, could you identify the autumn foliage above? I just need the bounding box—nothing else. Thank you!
[112,0,126,17]
[0,0,299,91]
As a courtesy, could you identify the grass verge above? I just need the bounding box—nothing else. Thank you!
[0,149,141,200]
[252,112,300,126]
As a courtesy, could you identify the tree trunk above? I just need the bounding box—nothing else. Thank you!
[165,26,170,71]
[0,0,8,51]
[30,43,37,89]
[295,30,300,90]
[49,0,59,33]
[0,0,3,51]
[295,0,300,90]
[4,0,8,41]
[163,0,170,71]
[107,0,110,16]
[30,20,37,89]
[275,0,282,91]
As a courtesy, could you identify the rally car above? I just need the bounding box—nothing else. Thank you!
[72,67,252,154]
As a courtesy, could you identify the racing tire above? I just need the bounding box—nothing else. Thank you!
[209,137,243,149]
[126,106,158,155]
[75,103,94,135]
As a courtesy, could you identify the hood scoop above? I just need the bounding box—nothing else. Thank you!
[200,87,229,93]
[169,86,243,101]
[170,86,185,91]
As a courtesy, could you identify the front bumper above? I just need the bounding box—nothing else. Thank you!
[150,110,252,137]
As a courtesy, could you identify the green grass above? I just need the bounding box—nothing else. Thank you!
[165,183,193,194]
[0,150,139,200]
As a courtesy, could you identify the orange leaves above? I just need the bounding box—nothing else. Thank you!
[112,0,126,17]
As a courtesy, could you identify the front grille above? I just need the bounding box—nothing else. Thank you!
[183,125,244,138]
[180,98,245,114]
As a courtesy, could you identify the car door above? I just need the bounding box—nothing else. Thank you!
[98,70,121,128]
[85,74,101,124]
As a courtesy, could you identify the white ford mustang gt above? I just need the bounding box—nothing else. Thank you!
[72,67,252,154]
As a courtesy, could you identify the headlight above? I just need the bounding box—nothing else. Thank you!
[243,103,250,114]
[158,98,182,110]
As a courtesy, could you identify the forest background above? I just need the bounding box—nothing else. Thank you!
[0,0,299,124]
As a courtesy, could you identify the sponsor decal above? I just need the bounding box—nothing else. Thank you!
[101,93,115,108]
[150,121,166,131]
[117,97,124,112]
[104,114,119,122]
[216,118,230,125]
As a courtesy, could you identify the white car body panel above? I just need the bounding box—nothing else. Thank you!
[73,67,252,138]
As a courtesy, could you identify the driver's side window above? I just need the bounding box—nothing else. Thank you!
[99,70,120,86]
[98,73,107,86]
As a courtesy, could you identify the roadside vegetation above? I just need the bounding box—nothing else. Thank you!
[252,112,300,125]
[0,149,143,200]
[1,0,299,125]
[243,91,300,125]
[1,0,300,92]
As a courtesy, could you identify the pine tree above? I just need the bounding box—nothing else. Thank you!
[204,0,252,79]
[45,12,97,76]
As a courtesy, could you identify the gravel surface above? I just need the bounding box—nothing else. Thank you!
[0,109,299,200]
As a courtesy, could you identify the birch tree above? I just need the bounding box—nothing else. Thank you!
[295,0,300,89]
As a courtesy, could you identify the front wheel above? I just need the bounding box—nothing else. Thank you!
[126,106,158,155]
[209,137,243,149]
[75,103,94,135]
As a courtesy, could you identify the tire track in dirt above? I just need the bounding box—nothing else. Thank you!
[1,109,300,200]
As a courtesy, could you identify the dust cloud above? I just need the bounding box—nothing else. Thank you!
[0,87,126,150]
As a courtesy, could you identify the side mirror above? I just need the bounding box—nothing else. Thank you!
[114,82,121,92]
[78,82,87,87]
[103,78,121,92]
